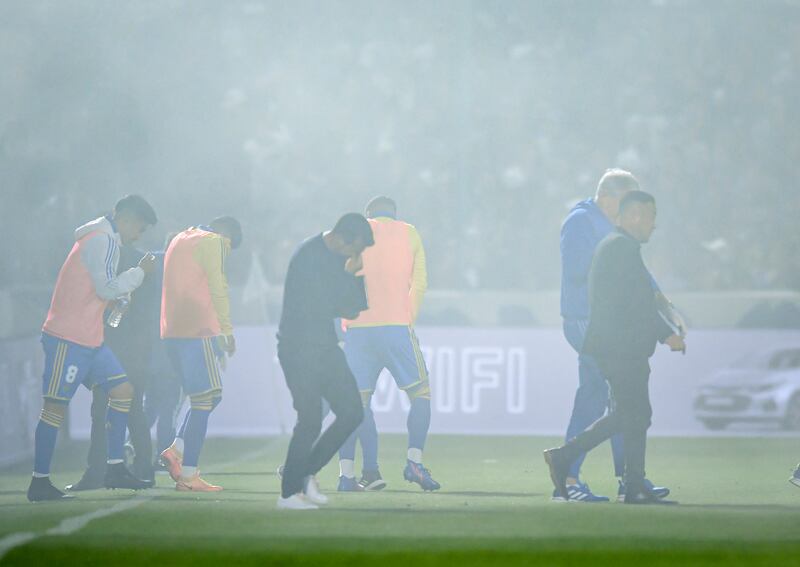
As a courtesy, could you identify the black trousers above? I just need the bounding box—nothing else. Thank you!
[561,357,652,492]
[85,347,153,479]
[278,343,364,498]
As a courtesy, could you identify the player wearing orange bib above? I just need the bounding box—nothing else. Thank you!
[337,197,439,492]
[159,216,242,492]
[28,195,158,502]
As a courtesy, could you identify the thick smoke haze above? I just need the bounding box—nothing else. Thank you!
[1,0,798,293]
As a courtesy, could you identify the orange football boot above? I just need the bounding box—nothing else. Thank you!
[175,473,223,492]
[160,446,183,482]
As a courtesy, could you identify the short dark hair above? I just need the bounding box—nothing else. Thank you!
[114,195,157,226]
[619,190,656,213]
[365,196,397,219]
[210,216,243,249]
[332,213,374,246]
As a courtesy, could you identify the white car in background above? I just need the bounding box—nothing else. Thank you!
[694,345,800,431]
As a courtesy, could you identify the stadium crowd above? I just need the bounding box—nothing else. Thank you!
[1,1,798,294]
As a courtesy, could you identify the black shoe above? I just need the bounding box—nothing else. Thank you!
[543,447,570,501]
[28,477,76,502]
[133,462,156,485]
[359,469,387,491]
[624,489,679,506]
[65,469,105,492]
[104,463,154,490]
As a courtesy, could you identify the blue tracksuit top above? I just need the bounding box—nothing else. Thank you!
[560,198,660,320]
[560,199,613,320]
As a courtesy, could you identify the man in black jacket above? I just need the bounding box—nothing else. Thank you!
[276,213,374,510]
[544,191,686,505]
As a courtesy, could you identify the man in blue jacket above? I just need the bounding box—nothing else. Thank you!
[547,190,685,505]
[558,169,670,502]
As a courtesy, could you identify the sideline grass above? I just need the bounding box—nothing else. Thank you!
[2,435,799,566]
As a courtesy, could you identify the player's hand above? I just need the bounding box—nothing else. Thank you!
[138,253,156,274]
[344,254,363,275]
[665,334,686,354]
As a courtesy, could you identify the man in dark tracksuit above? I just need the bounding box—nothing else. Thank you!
[276,213,374,510]
[545,191,686,504]
[143,240,184,466]
[66,245,160,491]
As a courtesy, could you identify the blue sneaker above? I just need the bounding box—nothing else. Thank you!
[617,479,670,502]
[551,482,609,503]
[337,476,364,492]
[790,464,800,488]
[403,460,441,491]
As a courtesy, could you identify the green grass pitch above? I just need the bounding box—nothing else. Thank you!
[1,435,799,566]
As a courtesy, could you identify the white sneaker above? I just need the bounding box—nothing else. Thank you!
[277,493,319,510]
[303,475,329,505]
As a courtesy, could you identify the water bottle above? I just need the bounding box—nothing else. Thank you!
[107,296,131,328]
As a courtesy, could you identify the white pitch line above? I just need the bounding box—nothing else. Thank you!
[0,493,154,561]
[46,492,154,537]
[0,533,38,559]
[0,439,281,561]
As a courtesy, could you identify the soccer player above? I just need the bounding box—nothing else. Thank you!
[558,169,670,502]
[158,217,242,492]
[337,196,439,492]
[545,191,686,505]
[65,243,161,492]
[276,213,373,510]
[28,195,158,502]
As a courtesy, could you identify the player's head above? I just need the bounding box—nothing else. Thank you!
[329,213,375,257]
[365,196,397,219]
[595,169,640,222]
[210,216,243,250]
[113,195,158,244]
[618,190,657,243]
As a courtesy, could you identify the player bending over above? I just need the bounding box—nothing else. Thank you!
[159,217,242,492]
[337,196,439,492]
[28,195,158,502]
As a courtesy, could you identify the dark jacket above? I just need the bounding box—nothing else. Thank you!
[582,229,673,361]
[277,234,368,350]
[105,246,160,370]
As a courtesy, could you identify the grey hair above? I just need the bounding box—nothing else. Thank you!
[595,168,640,199]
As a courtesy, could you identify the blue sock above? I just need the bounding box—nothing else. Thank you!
[360,405,379,472]
[33,408,64,476]
[106,398,132,462]
[407,397,431,453]
[182,409,211,468]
